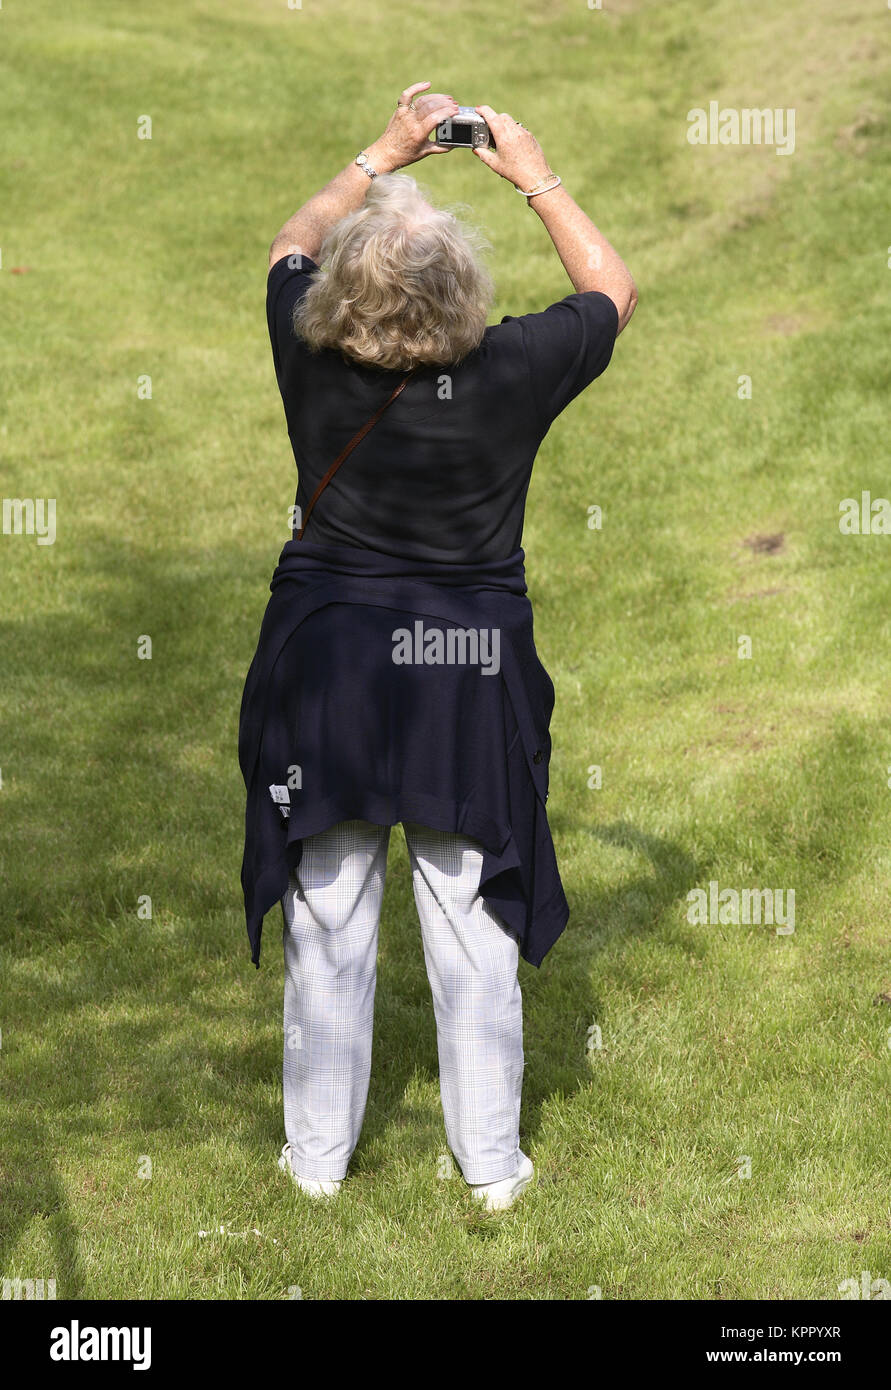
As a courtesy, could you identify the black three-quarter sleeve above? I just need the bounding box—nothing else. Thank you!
[265,253,319,382]
[505,290,620,425]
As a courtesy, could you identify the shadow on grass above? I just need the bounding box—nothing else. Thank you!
[326,818,704,1172]
[3,529,881,1278]
[498,820,701,1143]
[3,532,700,1257]
[0,1119,85,1296]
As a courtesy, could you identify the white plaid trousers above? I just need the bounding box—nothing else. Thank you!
[281,818,524,1184]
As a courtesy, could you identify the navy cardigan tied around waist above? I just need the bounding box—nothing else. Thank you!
[238,538,569,968]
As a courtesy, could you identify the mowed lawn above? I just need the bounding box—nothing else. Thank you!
[1,0,890,1300]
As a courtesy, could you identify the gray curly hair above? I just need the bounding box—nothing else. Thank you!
[292,173,495,371]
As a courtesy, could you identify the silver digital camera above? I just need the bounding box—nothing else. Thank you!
[435,106,495,149]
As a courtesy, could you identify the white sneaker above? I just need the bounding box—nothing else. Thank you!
[469,1151,535,1211]
[278,1143,342,1199]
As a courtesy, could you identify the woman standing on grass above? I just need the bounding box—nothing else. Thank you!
[238,81,636,1211]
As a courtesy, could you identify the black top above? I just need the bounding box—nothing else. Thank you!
[266,255,619,563]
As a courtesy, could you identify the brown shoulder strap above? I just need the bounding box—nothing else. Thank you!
[296,367,417,542]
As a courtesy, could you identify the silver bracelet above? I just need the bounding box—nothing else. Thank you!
[518,175,562,199]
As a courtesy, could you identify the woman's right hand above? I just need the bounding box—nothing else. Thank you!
[472,106,555,191]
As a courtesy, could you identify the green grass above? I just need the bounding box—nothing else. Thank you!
[2,0,890,1299]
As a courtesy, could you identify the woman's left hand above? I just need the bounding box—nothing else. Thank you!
[370,82,460,169]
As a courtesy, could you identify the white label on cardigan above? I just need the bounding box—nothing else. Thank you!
[269,784,291,819]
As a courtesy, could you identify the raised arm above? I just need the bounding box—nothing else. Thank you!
[473,106,638,333]
[268,83,458,270]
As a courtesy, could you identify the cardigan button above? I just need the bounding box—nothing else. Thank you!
[533,749,543,764]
